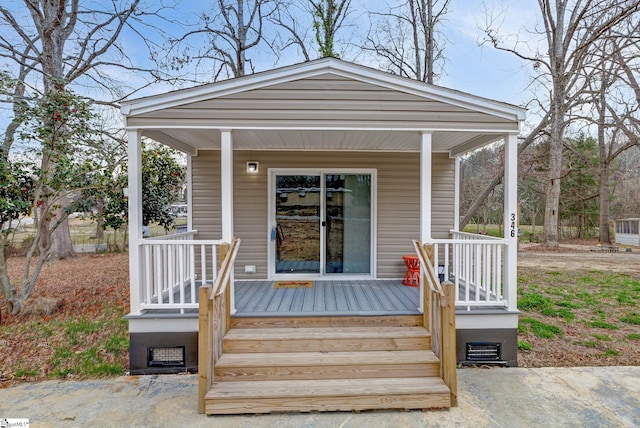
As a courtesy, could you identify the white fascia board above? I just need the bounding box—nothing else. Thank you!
[324,62,527,122]
[121,58,526,124]
[122,59,341,117]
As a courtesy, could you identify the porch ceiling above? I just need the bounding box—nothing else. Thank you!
[141,128,506,156]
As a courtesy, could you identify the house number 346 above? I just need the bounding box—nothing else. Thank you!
[510,213,517,237]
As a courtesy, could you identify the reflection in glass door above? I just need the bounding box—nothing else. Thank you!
[325,174,371,274]
[275,174,321,273]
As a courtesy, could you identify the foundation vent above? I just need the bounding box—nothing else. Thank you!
[147,346,186,367]
[466,342,502,362]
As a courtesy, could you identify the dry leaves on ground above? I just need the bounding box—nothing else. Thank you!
[0,253,129,387]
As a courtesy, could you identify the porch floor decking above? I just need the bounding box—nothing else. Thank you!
[234,280,420,316]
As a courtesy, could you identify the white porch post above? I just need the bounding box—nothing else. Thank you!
[220,129,236,313]
[128,130,143,315]
[503,133,518,311]
[186,154,193,231]
[454,156,461,231]
[419,132,432,313]
[220,130,234,241]
[420,131,432,242]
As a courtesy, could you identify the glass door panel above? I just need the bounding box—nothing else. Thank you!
[325,174,371,274]
[275,174,321,273]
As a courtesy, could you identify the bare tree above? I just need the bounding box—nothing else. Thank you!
[169,0,276,80]
[365,0,450,83]
[483,0,639,247]
[310,0,352,58]
[0,0,171,260]
[269,0,313,61]
[460,113,550,229]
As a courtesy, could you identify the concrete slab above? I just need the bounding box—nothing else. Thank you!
[0,366,638,427]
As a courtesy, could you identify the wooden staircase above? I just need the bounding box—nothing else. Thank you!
[203,315,452,415]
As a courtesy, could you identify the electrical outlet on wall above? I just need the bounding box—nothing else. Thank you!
[244,265,256,274]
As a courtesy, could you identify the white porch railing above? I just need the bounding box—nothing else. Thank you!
[428,231,508,310]
[137,231,224,313]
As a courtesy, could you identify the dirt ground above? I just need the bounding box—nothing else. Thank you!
[519,242,640,273]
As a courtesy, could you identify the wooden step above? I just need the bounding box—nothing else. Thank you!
[205,377,451,414]
[230,315,423,329]
[222,326,432,353]
[215,349,440,381]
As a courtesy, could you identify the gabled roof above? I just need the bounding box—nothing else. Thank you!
[121,57,525,156]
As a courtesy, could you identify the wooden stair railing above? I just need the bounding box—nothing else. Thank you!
[198,237,241,414]
[413,239,457,406]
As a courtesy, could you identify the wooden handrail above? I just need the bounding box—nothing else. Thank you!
[412,239,445,300]
[198,236,240,414]
[413,239,457,407]
[211,237,241,297]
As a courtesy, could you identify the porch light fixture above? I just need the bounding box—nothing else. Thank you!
[246,161,259,173]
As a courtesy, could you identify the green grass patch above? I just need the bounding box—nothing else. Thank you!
[625,333,640,340]
[14,367,40,378]
[601,349,622,357]
[519,318,562,338]
[62,318,105,345]
[583,340,598,348]
[616,290,637,305]
[517,340,533,351]
[576,291,599,307]
[588,320,619,330]
[620,313,640,325]
[104,334,129,354]
[592,334,612,341]
[518,293,554,311]
[556,300,583,309]
[541,307,576,321]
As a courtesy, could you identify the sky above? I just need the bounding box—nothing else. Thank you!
[115,0,543,108]
[0,0,545,135]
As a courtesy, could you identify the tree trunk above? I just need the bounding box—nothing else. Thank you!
[0,236,18,314]
[598,152,612,244]
[96,199,105,241]
[542,67,566,248]
[48,195,75,260]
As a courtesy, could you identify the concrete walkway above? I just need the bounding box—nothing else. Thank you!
[1,366,639,428]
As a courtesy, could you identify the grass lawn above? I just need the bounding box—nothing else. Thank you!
[517,267,640,367]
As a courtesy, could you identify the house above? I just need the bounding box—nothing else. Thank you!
[121,58,524,414]
[614,218,640,247]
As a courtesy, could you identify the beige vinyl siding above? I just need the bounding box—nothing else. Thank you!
[191,150,455,279]
[191,151,222,240]
[432,153,456,239]
[130,75,519,132]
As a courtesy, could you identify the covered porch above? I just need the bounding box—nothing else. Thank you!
[130,229,513,316]
[121,58,525,412]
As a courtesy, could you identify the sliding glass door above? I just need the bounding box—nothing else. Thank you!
[272,170,373,277]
